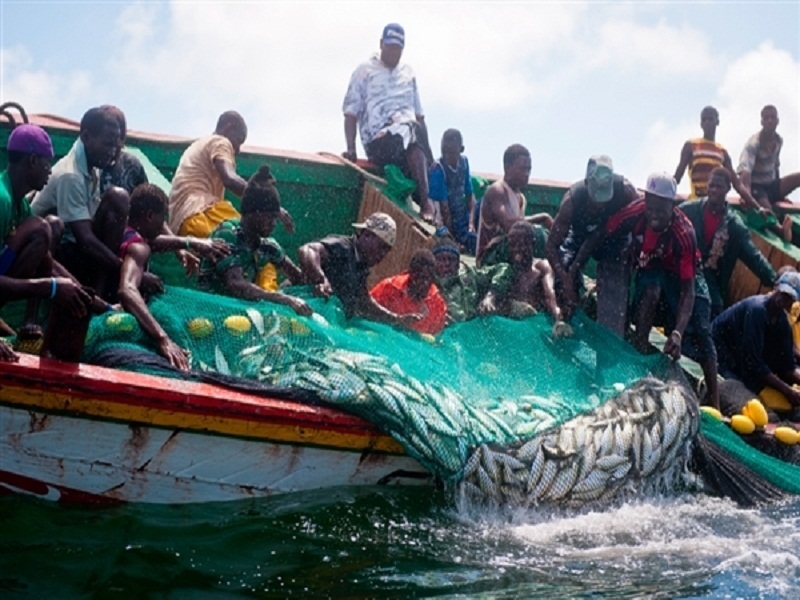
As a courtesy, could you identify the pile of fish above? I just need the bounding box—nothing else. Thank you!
[175,306,701,508]
[459,377,699,507]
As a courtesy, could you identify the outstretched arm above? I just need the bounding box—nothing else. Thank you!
[674,141,693,184]
[213,157,247,197]
[298,241,332,298]
[220,266,311,316]
[723,150,767,212]
[535,260,562,322]
[118,243,189,371]
[662,278,695,360]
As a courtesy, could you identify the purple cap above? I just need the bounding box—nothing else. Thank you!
[382,23,405,48]
[7,124,54,158]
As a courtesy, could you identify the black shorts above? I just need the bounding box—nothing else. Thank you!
[365,132,407,168]
[752,180,782,205]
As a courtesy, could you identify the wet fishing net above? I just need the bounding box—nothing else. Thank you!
[696,413,800,495]
[80,286,795,506]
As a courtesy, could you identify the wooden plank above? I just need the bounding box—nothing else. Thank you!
[727,230,800,304]
[357,183,434,287]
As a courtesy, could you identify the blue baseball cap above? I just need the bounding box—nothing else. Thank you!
[776,271,800,301]
[382,23,405,47]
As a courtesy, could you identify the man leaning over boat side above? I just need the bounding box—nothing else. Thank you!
[167,111,294,246]
[433,240,493,324]
[477,221,566,329]
[1,125,92,360]
[737,105,800,239]
[475,144,553,267]
[342,23,436,224]
[574,172,720,410]
[118,184,227,370]
[197,165,311,316]
[711,271,800,422]
[30,106,160,302]
[679,167,776,319]
[545,155,638,336]
[298,211,422,327]
[370,248,447,335]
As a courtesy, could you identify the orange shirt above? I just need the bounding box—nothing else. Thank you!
[370,272,447,335]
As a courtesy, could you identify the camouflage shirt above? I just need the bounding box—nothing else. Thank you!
[198,219,285,293]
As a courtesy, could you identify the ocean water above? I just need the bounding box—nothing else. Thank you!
[1,489,798,599]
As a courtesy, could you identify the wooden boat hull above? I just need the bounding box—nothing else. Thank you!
[0,355,431,504]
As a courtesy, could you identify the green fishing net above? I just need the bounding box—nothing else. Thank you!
[82,286,668,482]
[698,413,800,494]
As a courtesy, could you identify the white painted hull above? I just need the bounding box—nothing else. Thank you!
[0,405,431,504]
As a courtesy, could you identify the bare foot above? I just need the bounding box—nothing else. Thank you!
[782,215,793,243]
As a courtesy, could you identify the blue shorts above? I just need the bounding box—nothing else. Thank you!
[634,269,716,361]
[0,245,16,276]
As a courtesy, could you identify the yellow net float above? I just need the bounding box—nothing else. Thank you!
[187,318,214,339]
[742,399,769,428]
[773,427,798,445]
[105,312,136,333]
[730,414,756,435]
[224,315,252,336]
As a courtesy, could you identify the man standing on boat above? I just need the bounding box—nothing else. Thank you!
[712,271,800,422]
[737,105,800,227]
[31,106,159,302]
[575,173,719,409]
[1,124,92,359]
[475,144,552,267]
[298,212,421,327]
[342,23,436,224]
[679,167,776,319]
[545,155,638,335]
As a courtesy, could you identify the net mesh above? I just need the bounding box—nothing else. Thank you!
[83,286,665,481]
[697,413,800,494]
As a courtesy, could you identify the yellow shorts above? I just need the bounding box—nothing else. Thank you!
[178,200,240,238]
[758,386,794,411]
[256,263,279,292]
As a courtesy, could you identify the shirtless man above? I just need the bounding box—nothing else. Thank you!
[476,144,552,267]
[478,221,563,324]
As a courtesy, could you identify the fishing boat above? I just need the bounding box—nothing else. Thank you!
[1,108,798,507]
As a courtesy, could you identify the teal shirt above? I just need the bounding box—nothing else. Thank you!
[1,170,32,242]
[198,219,285,293]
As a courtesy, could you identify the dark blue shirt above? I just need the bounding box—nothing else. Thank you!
[711,295,794,392]
[429,156,473,237]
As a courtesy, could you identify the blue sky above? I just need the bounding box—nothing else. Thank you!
[1,1,798,199]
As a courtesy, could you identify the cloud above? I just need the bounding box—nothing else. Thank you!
[0,46,93,116]
[586,17,717,77]
[635,42,800,200]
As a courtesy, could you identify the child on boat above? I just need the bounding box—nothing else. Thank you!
[429,129,477,255]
